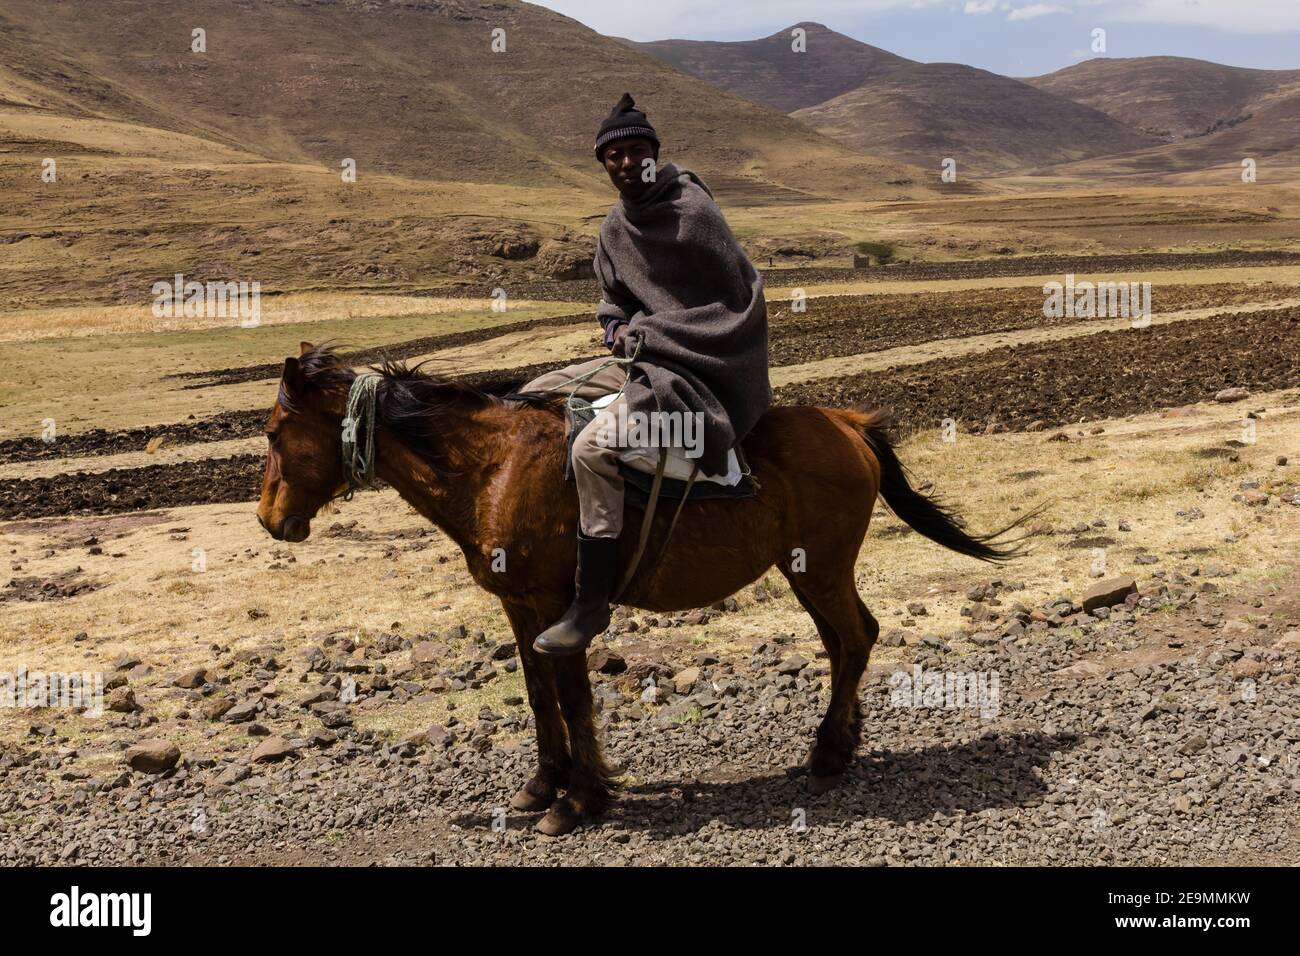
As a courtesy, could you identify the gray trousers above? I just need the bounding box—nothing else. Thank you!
[524,356,629,539]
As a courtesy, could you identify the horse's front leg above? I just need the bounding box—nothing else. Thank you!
[537,654,615,836]
[502,602,569,813]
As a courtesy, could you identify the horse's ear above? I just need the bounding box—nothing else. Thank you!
[299,341,314,356]
[282,356,305,393]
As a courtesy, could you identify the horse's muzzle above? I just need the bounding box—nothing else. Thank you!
[280,515,310,542]
[258,512,309,542]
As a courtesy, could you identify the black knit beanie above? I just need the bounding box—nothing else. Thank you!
[594,93,660,161]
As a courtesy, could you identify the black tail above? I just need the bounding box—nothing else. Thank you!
[857,410,1039,563]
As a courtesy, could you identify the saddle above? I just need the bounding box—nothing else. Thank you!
[563,391,757,603]
[563,392,757,505]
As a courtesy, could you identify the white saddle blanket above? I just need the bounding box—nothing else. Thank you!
[590,392,743,487]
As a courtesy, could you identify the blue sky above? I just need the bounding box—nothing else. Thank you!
[533,1,1299,76]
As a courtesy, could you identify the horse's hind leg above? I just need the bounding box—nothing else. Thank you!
[780,568,841,771]
[784,570,879,791]
[538,655,615,836]
[502,603,570,813]
[848,593,879,747]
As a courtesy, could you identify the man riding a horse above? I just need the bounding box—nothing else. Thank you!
[256,98,1026,834]
[523,93,772,657]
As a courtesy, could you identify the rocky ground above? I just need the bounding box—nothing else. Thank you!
[3,561,1297,866]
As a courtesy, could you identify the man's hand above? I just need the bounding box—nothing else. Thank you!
[611,323,630,357]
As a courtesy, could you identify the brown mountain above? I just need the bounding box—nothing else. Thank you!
[630,24,1161,177]
[0,0,936,201]
[623,21,912,113]
[1024,58,1300,182]
[791,62,1161,177]
[1026,56,1300,140]
[1034,84,1300,184]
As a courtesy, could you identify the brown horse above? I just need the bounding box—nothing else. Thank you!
[257,344,1023,835]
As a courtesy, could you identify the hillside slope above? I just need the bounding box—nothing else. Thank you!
[631,23,1160,177]
[624,21,911,113]
[1026,56,1300,140]
[0,0,937,200]
[792,62,1161,176]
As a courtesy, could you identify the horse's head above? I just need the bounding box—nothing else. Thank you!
[256,342,352,542]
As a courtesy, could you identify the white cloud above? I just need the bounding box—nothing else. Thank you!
[1007,3,1069,21]
[530,1,948,40]
[1103,0,1300,34]
[531,0,1300,39]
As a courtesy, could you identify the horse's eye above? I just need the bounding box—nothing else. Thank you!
[265,431,280,444]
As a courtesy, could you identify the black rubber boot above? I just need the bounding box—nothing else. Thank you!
[533,533,619,656]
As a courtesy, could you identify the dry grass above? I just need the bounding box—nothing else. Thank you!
[6,122,1299,316]
[0,108,260,164]
[403,325,604,379]
[0,298,588,440]
[0,293,577,343]
[0,144,610,312]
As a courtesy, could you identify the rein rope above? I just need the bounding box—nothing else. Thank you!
[339,373,380,500]
[550,333,643,415]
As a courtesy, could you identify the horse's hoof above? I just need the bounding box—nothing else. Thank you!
[808,773,843,795]
[536,803,581,837]
[510,784,554,813]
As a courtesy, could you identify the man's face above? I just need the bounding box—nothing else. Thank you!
[602,137,657,199]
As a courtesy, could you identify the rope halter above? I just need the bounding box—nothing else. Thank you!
[340,373,380,500]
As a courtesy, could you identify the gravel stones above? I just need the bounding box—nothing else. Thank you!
[4,573,1299,867]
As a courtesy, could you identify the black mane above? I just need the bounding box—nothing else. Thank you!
[283,344,562,471]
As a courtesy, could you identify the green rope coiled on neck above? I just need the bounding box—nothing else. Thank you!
[340,373,380,500]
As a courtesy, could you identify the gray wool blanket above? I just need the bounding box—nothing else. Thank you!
[594,163,771,477]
